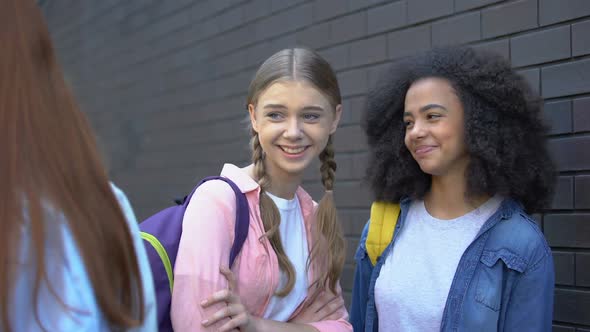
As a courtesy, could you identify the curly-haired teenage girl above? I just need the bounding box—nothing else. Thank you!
[351,46,555,332]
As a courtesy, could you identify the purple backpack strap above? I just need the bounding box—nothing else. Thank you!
[191,176,250,267]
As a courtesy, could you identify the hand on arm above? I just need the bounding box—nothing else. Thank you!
[202,268,350,332]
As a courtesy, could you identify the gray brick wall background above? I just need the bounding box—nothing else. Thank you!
[41,0,589,329]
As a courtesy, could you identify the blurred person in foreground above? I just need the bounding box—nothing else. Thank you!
[0,0,156,330]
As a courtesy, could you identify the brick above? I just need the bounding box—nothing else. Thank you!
[244,41,272,67]
[575,176,590,209]
[318,44,350,71]
[349,0,391,11]
[572,20,590,56]
[551,176,574,209]
[544,213,590,248]
[302,157,321,182]
[334,181,372,208]
[543,100,572,135]
[482,0,537,38]
[553,252,575,286]
[408,0,453,24]
[270,0,307,12]
[548,136,590,171]
[347,96,367,125]
[115,168,198,190]
[243,0,273,22]
[213,24,256,56]
[352,152,369,180]
[577,253,590,287]
[334,125,367,153]
[365,59,390,88]
[388,25,431,60]
[367,1,407,34]
[454,0,503,11]
[341,265,356,292]
[340,209,370,236]
[330,12,367,44]
[471,39,510,60]
[516,68,540,95]
[313,0,351,22]
[254,3,313,41]
[343,291,352,309]
[338,68,368,97]
[147,9,192,39]
[553,289,590,325]
[270,32,297,51]
[531,213,543,229]
[573,97,590,133]
[540,0,590,25]
[432,12,481,46]
[339,96,365,126]
[349,35,388,67]
[331,154,356,180]
[510,26,571,67]
[215,6,247,33]
[345,238,359,265]
[542,58,590,98]
[551,326,574,332]
[296,22,331,49]
[146,120,246,149]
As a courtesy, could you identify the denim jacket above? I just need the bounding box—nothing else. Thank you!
[350,197,554,332]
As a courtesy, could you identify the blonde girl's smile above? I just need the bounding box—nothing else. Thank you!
[249,80,342,178]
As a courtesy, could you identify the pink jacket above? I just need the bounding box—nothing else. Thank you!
[171,164,352,332]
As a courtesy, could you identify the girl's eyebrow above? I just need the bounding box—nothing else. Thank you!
[404,103,448,116]
[419,104,448,112]
[302,105,325,112]
[263,104,325,112]
[263,103,287,110]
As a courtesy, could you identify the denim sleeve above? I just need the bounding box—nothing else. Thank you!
[503,247,555,332]
[349,221,372,332]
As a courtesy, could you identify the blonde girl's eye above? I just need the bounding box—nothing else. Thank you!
[266,112,284,121]
[303,113,320,121]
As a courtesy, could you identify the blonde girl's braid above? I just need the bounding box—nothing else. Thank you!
[319,136,337,190]
[250,129,296,296]
[310,135,345,295]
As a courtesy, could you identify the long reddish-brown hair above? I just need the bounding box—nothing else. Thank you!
[0,0,144,330]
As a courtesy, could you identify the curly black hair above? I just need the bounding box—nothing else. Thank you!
[363,46,555,213]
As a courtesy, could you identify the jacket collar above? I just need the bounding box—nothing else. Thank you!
[220,163,259,193]
[220,163,316,216]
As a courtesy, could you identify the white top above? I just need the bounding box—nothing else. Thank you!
[375,196,503,332]
[110,181,138,224]
[262,192,309,321]
[10,185,156,331]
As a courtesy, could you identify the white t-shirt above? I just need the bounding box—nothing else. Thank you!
[262,192,309,321]
[375,196,503,332]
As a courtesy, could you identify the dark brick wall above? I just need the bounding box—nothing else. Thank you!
[41,0,589,329]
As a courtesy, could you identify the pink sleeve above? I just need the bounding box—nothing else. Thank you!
[302,283,353,332]
[171,181,237,332]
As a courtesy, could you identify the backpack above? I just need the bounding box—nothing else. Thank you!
[139,176,250,332]
[366,201,400,266]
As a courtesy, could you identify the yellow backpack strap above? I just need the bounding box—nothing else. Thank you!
[366,201,401,265]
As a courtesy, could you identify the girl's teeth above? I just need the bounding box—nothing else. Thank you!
[283,147,305,154]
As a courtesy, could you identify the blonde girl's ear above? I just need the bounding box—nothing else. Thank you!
[248,103,259,133]
[330,104,343,134]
